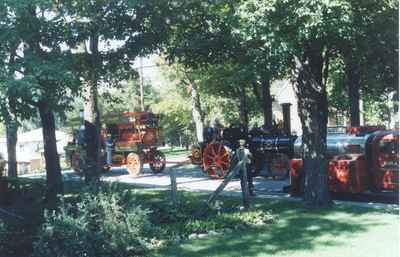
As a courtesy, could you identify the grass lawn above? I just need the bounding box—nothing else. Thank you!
[0,178,398,257]
[152,196,399,257]
[161,147,191,159]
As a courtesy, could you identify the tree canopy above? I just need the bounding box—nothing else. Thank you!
[0,0,397,209]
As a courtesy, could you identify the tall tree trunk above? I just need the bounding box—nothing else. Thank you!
[84,33,101,183]
[346,60,361,126]
[190,82,205,143]
[293,44,332,208]
[5,46,18,177]
[5,117,17,177]
[38,101,63,210]
[238,85,249,131]
[261,78,273,128]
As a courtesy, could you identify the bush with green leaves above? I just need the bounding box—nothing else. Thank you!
[147,195,276,238]
[0,220,7,251]
[33,187,161,257]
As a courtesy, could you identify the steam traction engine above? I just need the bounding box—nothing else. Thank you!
[290,126,399,195]
[67,111,166,176]
[248,128,297,179]
[190,125,297,179]
[191,104,297,179]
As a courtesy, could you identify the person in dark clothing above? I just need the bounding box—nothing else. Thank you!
[237,139,255,196]
[203,126,214,144]
[105,133,113,166]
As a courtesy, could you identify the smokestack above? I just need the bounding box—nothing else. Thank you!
[281,103,291,135]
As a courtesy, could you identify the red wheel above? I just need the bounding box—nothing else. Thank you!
[268,153,290,180]
[202,143,231,178]
[126,152,143,176]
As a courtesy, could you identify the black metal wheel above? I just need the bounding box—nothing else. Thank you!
[150,150,166,173]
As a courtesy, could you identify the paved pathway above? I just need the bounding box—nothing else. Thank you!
[101,157,398,211]
[23,155,398,211]
[103,163,290,195]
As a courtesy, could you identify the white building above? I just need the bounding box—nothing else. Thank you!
[0,128,69,173]
[271,80,303,135]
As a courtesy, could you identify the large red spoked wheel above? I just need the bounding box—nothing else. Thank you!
[150,150,166,173]
[202,143,231,179]
[268,153,290,180]
[126,152,143,176]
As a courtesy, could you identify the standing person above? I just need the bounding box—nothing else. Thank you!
[237,139,255,196]
[0,153,5,177]
[202,120,211,143]
[105,133,113,167]
[212,118,223,141]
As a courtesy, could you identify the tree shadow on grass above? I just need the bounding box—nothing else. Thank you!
[156,198,394,257]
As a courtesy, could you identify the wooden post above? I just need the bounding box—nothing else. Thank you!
[170,166,177,207]
[205,160,244,207]
[168,160,191,207]
[198,152,253,216]
[240,152,250,209]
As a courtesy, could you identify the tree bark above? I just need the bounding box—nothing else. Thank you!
[238,84,249,131]
[38,101,63,210]
[346,60,361,126]
[84,33,101,183]
[5,117,18,177]
[190,82,205,143]
[5,45,19,178]
[293,44,332,208]
[261,78,273,128]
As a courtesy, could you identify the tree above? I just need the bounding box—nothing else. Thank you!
[163,2,255,131]
[65,79,160,128]
[0,0,22,178]
[63,0,176,181]
[195,63,256,130]
[339,0,398,126]
[240,0,371,207]
[153,87,194,147]
[0,0,81,208]
[236,1,290,128]
[156,62,206,144]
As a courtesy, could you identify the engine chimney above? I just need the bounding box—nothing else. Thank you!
[281,103,291,135]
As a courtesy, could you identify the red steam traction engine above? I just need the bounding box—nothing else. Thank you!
[290,126,399,195]
[67,111,166,176]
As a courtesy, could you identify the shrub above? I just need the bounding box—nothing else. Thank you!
[33,187,159,257]
[0,219,32,257]
[0,220,7,251]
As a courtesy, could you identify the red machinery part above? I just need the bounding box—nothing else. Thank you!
[142,129,157,145]
[369,131,399,191]
[202,143,231,179]
[328,154,367,193]
[290,159,303,195]
[346,126,386,135]
[269,153,290,179]
[290,155,368,194]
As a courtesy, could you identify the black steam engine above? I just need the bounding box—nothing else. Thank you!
[248,128,297,179]
[191,104,297,179]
